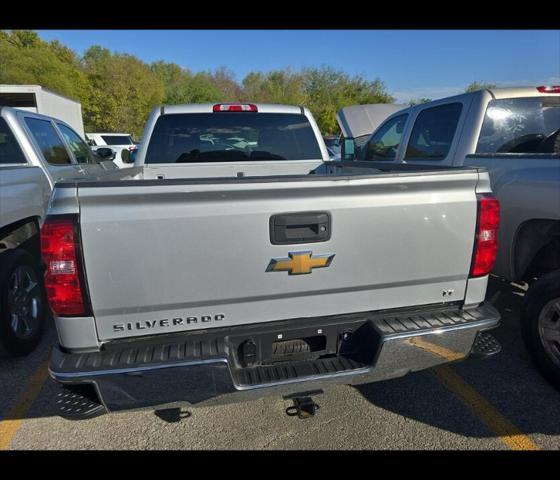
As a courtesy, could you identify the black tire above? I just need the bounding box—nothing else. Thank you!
[521,270,560,389]
[0,249,47,357]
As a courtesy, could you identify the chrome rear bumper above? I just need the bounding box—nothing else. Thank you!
[50,302,500,413]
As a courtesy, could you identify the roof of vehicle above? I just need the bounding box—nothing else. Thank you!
[1,106,77,128]
[487,86,560,99]
[161,103,303,115]
[404,87,560,107]
[371,86,560,121]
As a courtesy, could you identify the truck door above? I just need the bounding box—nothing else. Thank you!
[18,112,90,183]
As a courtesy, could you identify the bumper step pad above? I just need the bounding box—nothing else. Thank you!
[233,356,367,388]
[470,332,502,358]
[55,385,107,420]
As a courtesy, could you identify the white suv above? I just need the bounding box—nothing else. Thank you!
[86,132,137,168]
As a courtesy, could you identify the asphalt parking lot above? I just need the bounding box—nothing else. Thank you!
[1,277,559,450]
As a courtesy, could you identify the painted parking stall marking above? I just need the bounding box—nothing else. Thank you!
[0,359,50,450]
[433,366,540,451]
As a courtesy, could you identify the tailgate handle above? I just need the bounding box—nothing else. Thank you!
[270,212,331,245]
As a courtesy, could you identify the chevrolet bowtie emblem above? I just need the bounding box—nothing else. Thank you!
[266,251,335,275]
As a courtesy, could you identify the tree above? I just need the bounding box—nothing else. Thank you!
[408,98,432,106]
[206,67,243,102]
[151,61,223,105]
[465,81,497,93]
[83,47,165,137]
[241,70,308,105]
[0,30,91,110]
[0,30,398,139]
[301,66,394,134]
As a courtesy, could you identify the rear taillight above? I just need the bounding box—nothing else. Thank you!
[213,103,258,112]
[537,85,560,94]
[470,194,500,277]
[40,216,88,316]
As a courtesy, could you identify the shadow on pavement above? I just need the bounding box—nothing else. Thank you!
[154,407,192,423]
[355,278,560,439]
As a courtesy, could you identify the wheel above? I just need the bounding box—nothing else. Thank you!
[521,270,560,389]
[0,249,47,357]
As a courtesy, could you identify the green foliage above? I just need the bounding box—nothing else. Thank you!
[242,70,308,105]
[465,81,497,93]
[408,97,432,106]
[206,67,243,102]
[0,30,91,113]
[150,61,222,105]
[301,66,394,133]
[0,30,396,137]
[82,47,164,136]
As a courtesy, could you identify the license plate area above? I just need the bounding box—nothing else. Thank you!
[270,335,327,363]
[228,319,376,368]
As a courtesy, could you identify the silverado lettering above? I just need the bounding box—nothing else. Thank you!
[113,314,225,332]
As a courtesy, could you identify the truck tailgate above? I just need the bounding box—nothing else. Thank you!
[76,171,480,341]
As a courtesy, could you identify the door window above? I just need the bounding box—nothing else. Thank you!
[24,117,72,165]
[361,114,408,161]
[58,124,97,164]
[404,103,463,161]
[0,118,27,164]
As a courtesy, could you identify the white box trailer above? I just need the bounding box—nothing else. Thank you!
[0,85,84,137]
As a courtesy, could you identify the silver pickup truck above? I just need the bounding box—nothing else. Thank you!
[341,86,560,388]
[45,103,500,419]
[0,107,117,357]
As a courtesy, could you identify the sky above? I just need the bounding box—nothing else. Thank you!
[37,30,560,103]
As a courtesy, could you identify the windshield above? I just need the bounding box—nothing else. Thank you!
[102,135,133,145]
[144,112,322,164]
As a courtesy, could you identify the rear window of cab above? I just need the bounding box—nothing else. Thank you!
[144,112,323,164]
[476,97,560,154]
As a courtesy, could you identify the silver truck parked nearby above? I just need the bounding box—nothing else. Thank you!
[45,102,500,419]
[341,86,560,388]
[0,107,117,356]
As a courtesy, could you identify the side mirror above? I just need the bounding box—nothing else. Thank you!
[95,147,116,161]
[341,138,356,161]
[121,149,131,164]
[121,148,137,164]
